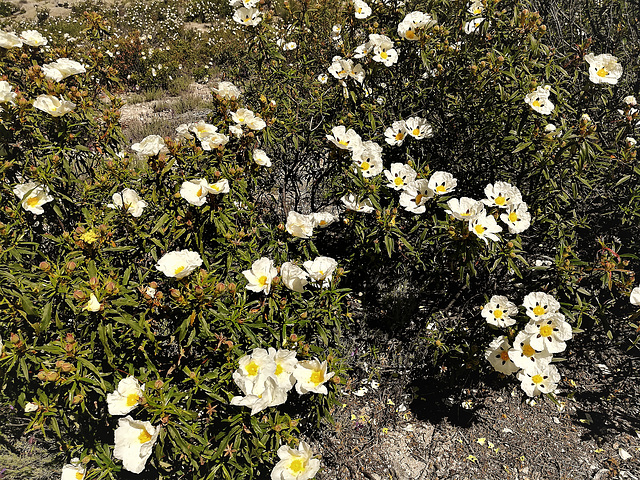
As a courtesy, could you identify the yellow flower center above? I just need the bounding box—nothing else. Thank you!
[597,67,608,77]
[319,220,327,226]
[415,194,424,205]
[474,224,486,235]
[356,7,362,13]
[412,128,420,136]
[533,305,546,316]
[275,364,283,376]
[494,196,506,206]
[522,344,536,357]
[436,185,446,193]
[531,374,544,384]
[539,324,553,337]
[138,429,152,444]
[245,361,259,376]
[174,266,185,275]
[360,161,370,170]
[289,458,304,474]
[381,51,388,59]
[27,196,40,207]
[532,100,541,108]
[76,472,84,480]
[508,212,518,222]
[338,139,349,146]
[394,177,404,186]
[196,187,203,196]
[406,30,415,39]
[238,116,245,122]
[500,351,509,361]
[395,132,405,141]
[81,231,99,244]
[258,275,268,286]
[126,393,140,406]
[493,309,503,319]
[51,106,57,111]
[474,8,482,14]
[310,370,324,385]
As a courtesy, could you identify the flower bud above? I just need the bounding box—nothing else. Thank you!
[105,281,117,294]
[72,394,84,404]
[228,283,237,295]
[10,333,19,343]
[37,371,47,381]
[154,379,164,389]
[61,362,74,373]
[65,261,77,272]
[215,283,226,294]
[39,261,51,271]
[331,376,341,384]
[46,371,59,382]
[194,286,204,296]
[290,334,298,342]
[170,288,181,298]
[89,277,99,288]
[73,290,86,300]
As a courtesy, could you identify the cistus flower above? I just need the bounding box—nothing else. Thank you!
[483,181,522,208]
[0,80,16,103]
[113,416,160,474]
[500,203,531,233]
[399,179,434,214]
[42,58,86,82]
[61,457,85,480]
[370,35,399,67]
[524,312,573,354]
[107,188,147,217]
[524,86,554,115]
[213,81,242,100]
[233,7,262,26]
[631,286,640,305]
[522,292,560,320]
[253,148,272,166]
[232,348,277,396]
[20,30,48,47]
[405,117,433,139]
[271,441,321,480]
[353,0,371,19]
[293,358,335,394]
[464,17,485,34]
[24,402,39,412]
[485,336,520,375]
[230,376,287,415]
[353,140,383,177]
[341,193,375,213]
[317,73,328,83]
[508,330,552,372]
[269,347,298,391]
[397,11,436,41]
[180,178,213,206]
[468,0,484,14]
[107,376,145,415]
[311,212,337,228]
[243,257,278,294]
[33,95,76,117]
[469,211,503,244]
[0,31,23,48]
[385,120,408,146]
[517,363,561,397]
[280,262,309,293]
[156,250,203,279]
[286,211,315,239]
[445,197,484,221]
[384,163,417,191]
[428,171,457,195]
[13,182,54,215]
[131,135,166,158]
[326,125,362,152]
[303,256,338,288]
[585,53,623,85]
[481,295,518,328]
[83,293,101,312]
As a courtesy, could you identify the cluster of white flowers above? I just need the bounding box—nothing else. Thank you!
[0,30,48,49]
[385,117,433,145]
[176,120,230,150]
[180,178,230,206]
[464,1,485,34]
[213,81,242,100]
[285,210,337,238]
[484,292,573,397]
[243,256,338,294]
[231,107,267,131]
[231,348,335,415]
[42,58,86,82]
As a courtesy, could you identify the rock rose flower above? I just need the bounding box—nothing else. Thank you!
[445,197,484,221]
[522,292,560,320]
[213,81,241,100]
[0,31,23,48]
[469,211,503,244]
[20,30,47,47]
[232,348,277,396]
[500,203,531,234]
[61,457,85,480]
[13,182,53,214]
[399,179,433,214]
[517,363,561,397]
[464,17,485,34]
[0,80,16,104]
[303,256,338,288]
[230,376,287,415]
[524,86,554,115]
[131,135,166,158]
[107,376,145,416]
[311,211,337,228]
[385,120,408,146]
[405,116,433,139]
[353,0,371,19]
[631,286,640,305]
[271,441,321,480]
[33,95,76,117]
[293,358,335,394]
[42,58,86,82]
[341,193,375,213]
[83,293,101,312]
[483,181,522,208]
[243,257,278,294]
[352,141,383,177]
[156,250,203,279]
[524,312,573,354]
[485,336,519,375]
[384,163,417,191]
[326,125,362,152]
[286,211,315,239]
[180,179,212,206]
[508,330,552,372]
[585,53,623,85]
[428,171,457,195]
[24,402,39,412]
[233,7,262,26]
[281,262,309,293]
[481,295,518,328]
[397,11,436,41]
[107,188,147,217]
[253,148,272,166]
[113,416,160,474]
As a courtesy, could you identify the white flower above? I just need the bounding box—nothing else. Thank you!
[469,211,502,244]
[524,312,573,354]
[517,363,561,397]
[581,113,592,123]
[180,179,210,206]
[485,336,519,375]
[201,132,230,149]
[585,53,623,85]
[107,376,144,416]
[428,171,457,195]
[271,441,321,480]
[247,116,266,130]
[508,330,552,372]
[544,123,557,132]
[213,81,241,100]
[107,188,147,217]
[397,11,436,41]
[284,41,297,51]
[189,121,218,140]
[156,250,203,279]
[631,286,640,305]
[293,358,335,394]
[232,348,277,396]
[61,457,85,480]
[481,295,518,328]
[233,7,262,26]
[384,163,417,191]
[385,120,408,146]
[131,135,166,158]
[623,95,637,106]
[341,193,375,213]
[42,58,86,82]
[268,347,298,391]
[13,182,54,215]
[280,262,309,293]
[229,124,244,137]
[230,376,287,415]
[482,181,522,208]
[352,141,383,177]
[626,137,637,146]
[524,86,554,115]
[113,416,160,474]
[372,42,399,67]
[24,402,39,412]
[286,211,315,239]
[405,117,433,139]
[20,30,48,47]
[33,95,76,117]
[0,31,23,48]
[317,73,328,83]
[354,42,372,59]
[399,179,434,214]
[353,0,371,19]
[522,291,560,320]
[254,148,272,166]
[243,257,278,294]
[328,56,351,80]
[83,293,101,312]
[0,80,16,103]
[209,178,230,194]
[464,17,485,34]
[500,203,531,234]
[468,0,484,14]
[326,125,362,151]
[303,256,338,288]
[445,197,484,221]
[311,212,337,228]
